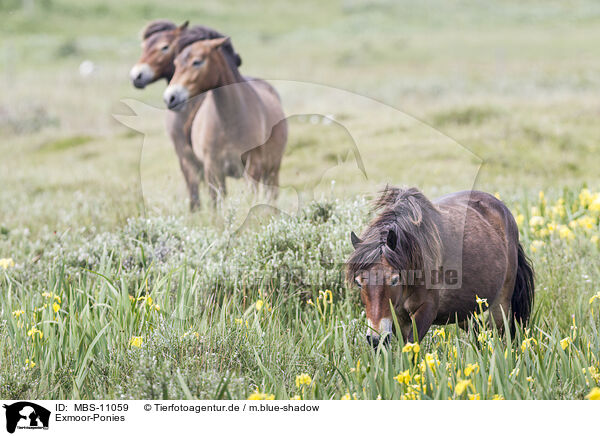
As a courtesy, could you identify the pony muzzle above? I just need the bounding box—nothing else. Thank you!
[366,318,393,348]
[129,63,155,88]
[163,84,189,110]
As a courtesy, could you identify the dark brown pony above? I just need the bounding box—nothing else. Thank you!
[163,35,287,205]
[129,20,242,210]
[347,187,534,347]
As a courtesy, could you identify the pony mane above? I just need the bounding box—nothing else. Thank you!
[142,20,177,40]
[176,26,242,68]
[346,186,442,282]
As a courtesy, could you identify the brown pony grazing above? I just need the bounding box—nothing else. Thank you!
[163,36,287,205]
[129,20,242,210]
[347,187,534,348]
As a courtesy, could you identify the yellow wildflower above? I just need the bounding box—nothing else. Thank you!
[350,359,361,373]
[577,216,595,230]
[181,331,200,340]
[521,337,537,352]
[129,336,143,348]
[579,188,593,207]
[341,392,357,400]
[515,214,525,227]
[530,240,544,253]
[586,387,600,400]
[560,337,571,350]
[492,394,504,400]
[319,289,333,304]
[0,258,15,269]
[419,353,439,373]
[25,359,36,369]
[295,373,312,388]
[433,328,446,340]
[52,302,60,313]
[248,389,275,400]
[468,393,481,400]
[27,327,43,340]
[529,216,545,227]
[255,300,264,311]
[394,370,411,385]
[475,295,488,307]
[464,363,480,377]
[12,309,24,318]
[583,367,600,384]
[558,225,574,241]
[290,395,301,400]
[477,330,491,344]
[454,379,472,396]
[402,342,420,354]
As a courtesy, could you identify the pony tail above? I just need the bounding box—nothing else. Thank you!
[511,243,535,332]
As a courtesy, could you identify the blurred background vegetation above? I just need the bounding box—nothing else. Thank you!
[2,0,600,233]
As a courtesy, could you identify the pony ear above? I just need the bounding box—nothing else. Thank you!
[387,229,397,250]
[178,21,189,32]
[351,231,362,249]
[207,36,230,50]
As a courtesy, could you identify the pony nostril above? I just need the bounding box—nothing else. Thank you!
[382,335,391,347]
[136,72,143,81]
[366,335,379,348]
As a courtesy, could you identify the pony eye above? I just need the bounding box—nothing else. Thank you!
[355,277,362,288]
[389,276,400,286]
[192,59,204,67]
[160,45,169,52]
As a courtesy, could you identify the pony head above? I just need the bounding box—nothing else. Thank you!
[163,37,232,110]
[129,20,188,88]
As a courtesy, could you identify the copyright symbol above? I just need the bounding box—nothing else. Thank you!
[144,404,152,411]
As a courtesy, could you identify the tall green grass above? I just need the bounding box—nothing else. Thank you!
[1,190,599,400]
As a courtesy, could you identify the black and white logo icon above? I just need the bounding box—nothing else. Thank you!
[3,402,50,434]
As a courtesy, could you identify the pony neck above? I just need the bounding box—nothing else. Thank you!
[213,50,244,87]
[164,63,175,83]
[210,52,253,118]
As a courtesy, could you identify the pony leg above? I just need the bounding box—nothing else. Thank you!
[263,167,280,203]
[244,156,262,199]
[261,119,286,203]
[179,148,202,211]
[488,300,511,334]
[405,301,438,342]
[168,114,203,211]
[204,163,226,206]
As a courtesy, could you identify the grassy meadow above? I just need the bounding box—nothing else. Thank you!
[1,0,600,400]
